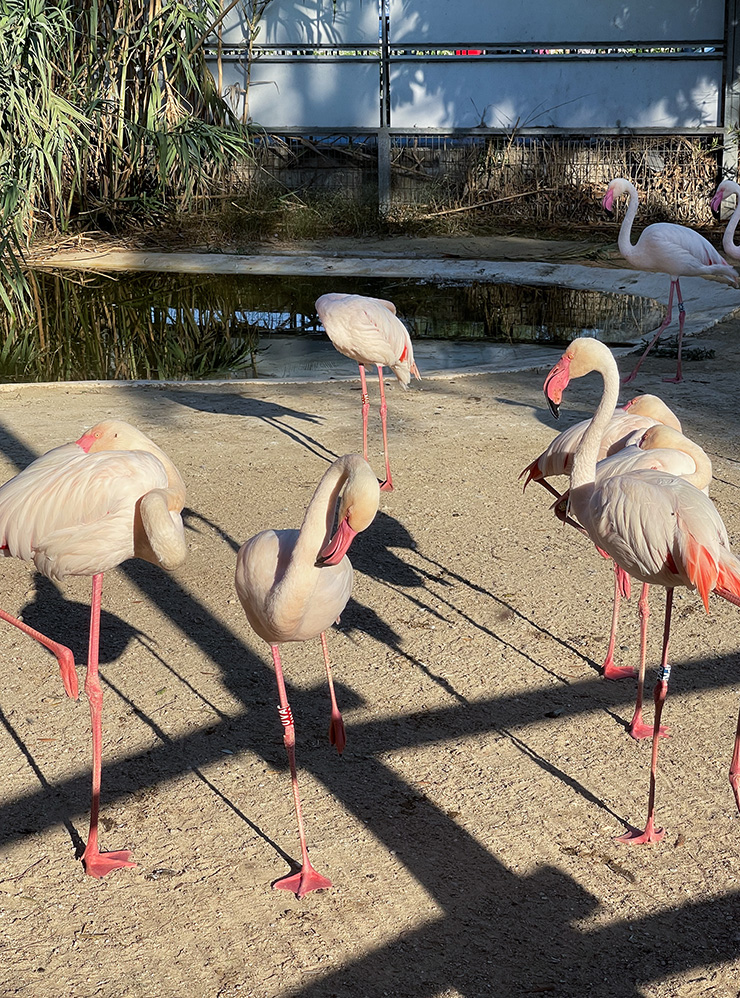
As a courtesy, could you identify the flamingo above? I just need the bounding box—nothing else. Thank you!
[0,419,186,876]
[710,179,740,260]
[522,392,682,680]
[521,392,682,501]
[602,177,738,385]
[235,454,380,898]
[316,293,421,492]
[543,337,740,843]
[584,424,713,737]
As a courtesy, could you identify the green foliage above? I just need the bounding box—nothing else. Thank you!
[0,0,255,311]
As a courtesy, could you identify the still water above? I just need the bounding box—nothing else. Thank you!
[6,270,662,382]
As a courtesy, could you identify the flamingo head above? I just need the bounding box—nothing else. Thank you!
[317,455,380,566]
[602,177,633,213]
[76,419,150,453]
[711,180,740,213]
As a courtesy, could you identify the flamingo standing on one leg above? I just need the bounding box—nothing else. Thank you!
[602,178,738,385]
[710,179,740,260]
[316,293,421,492]
[522,392,682,680]
[543,337,740,843]
[0,419,187,876]
[235,454,380,898]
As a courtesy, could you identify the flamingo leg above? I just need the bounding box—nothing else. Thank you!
[627,585,668,739]
[358,364,370,462]
[80,573,136,877]
[621,279,677,386]
[376,365,394,492]
[270,644,332,898]
[320,631,345,755]
[602,565,638,680]
[617,587,673,845]
[662,283,685,383]
[0,606,78,699]
[729,705,740,813]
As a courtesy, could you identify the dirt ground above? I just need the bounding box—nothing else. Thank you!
[4,236,740,998]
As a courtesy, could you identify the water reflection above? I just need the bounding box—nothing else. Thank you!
[5,270,662,382]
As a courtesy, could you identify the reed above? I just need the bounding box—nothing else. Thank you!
[0,0,254,309]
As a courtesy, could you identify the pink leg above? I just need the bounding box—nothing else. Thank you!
[81,574,136,877]
[662,282,685,383]
[621,280,676,386]
[320,631,345,755]
[0,606,78,699]
[602,566,638,680]
[376,365,393,492]
[617,588,673,844]
[270,644,332,898]
[628,585,668,739]
[730,705,740,813]
[358,364,370,462]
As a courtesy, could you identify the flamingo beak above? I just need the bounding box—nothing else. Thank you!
[710,190,724,213]
[602,188,615,212]
[317,517,358,566]
[543,354,572,420]
[76,432,95,453]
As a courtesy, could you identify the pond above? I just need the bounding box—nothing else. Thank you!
[5,270,662,383]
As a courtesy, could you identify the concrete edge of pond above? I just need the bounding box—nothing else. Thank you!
[27,249,740,375]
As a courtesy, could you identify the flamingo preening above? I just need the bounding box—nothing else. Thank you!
[316,293,421,492]
[235,454,380,898]
[0,420,186,876]
[603,177,738,385]
[543,337,740,843]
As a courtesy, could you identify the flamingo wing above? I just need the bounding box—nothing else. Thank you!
[0,448,169,579]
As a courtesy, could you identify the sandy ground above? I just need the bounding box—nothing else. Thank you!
[3,237,740,998]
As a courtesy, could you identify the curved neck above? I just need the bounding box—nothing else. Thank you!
[568,351,621,526]
[724,197,740,258]
[267,459,349,618]
[680,439,713,492]
[617,185,639,259]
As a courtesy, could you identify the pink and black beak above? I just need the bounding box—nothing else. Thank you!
[76,431,95,453]
[317,517,358,566]
[710,189,724,214]
[543,353,572,421]
[602,188,615,213]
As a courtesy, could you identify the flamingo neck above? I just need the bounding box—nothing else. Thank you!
[266,460,349,621]
[724,196,740,260]
[679,438,713,492]
[568,349,621,528]
[616,184,639,261]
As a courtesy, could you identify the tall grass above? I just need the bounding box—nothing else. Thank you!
[0,0,254,310]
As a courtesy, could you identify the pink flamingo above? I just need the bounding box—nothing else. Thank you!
[602,178,738,385]
[543,337,740,843]
[586,424,713,737]
[316,293,421,492]
[0,419,186,876]
[710,179,740,260]
[522,393,681,680]
[235,454,380,898]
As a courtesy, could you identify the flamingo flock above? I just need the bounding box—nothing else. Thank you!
[5,174,740,899]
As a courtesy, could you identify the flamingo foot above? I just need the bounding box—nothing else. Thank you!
[58,647,79,699]
[379,479,394,492]
[273,861,332,898]
[620,372,638,387]
[328,711,346,755]
[81,846,136,879]
[662,376,683,384]
[615,818,665,845]
[602,661,638,681]
[628,714,670,741]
